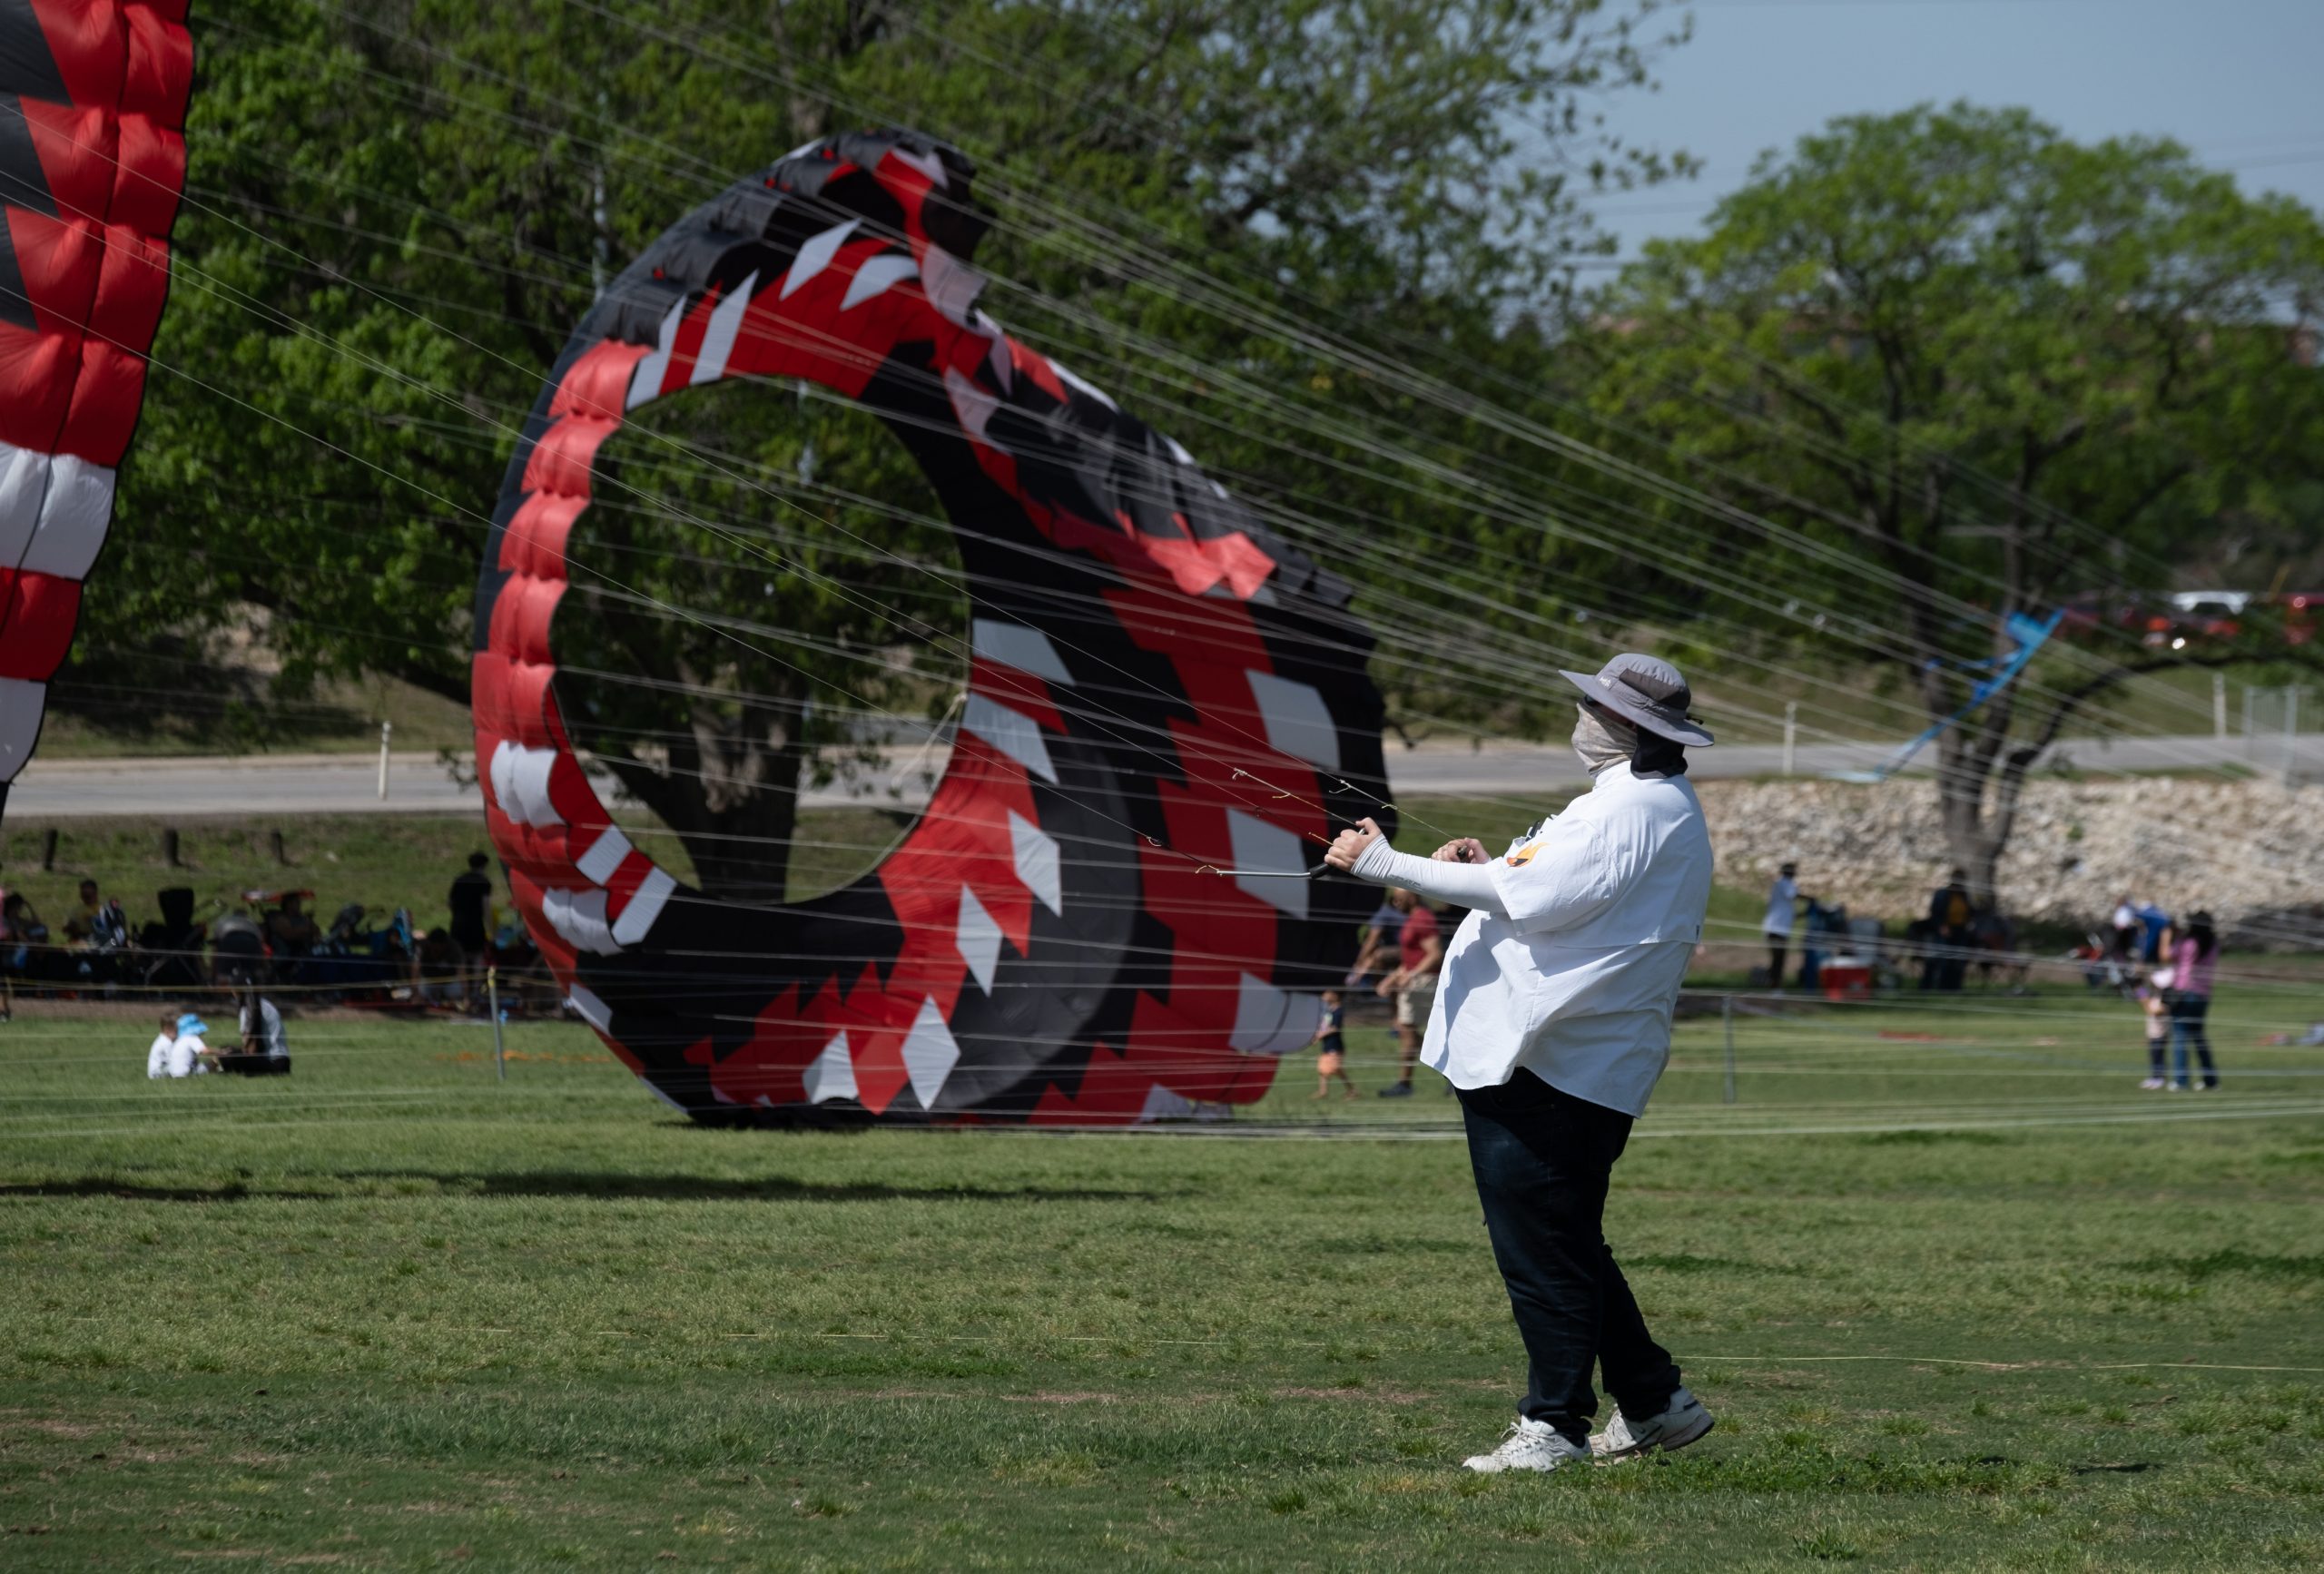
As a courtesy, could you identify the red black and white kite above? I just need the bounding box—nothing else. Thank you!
[0,0,193,812]
[474,130,1393,1125]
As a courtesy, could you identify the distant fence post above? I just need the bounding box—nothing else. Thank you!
[1782,702,1797,777]
[2213,673,2228,740]
[377,721,393,801]
[490,967,506,1082]
[39,827,58,871]
[1722,993,1737,1106]
[2287,686,2303,787]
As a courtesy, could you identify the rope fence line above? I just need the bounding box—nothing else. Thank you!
[1,1094,2318,1145]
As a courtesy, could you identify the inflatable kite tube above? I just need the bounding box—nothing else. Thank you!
[472,130,1392,1125]
[0,0,194,815]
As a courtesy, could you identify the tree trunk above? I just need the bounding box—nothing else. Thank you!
[598,707,809,906]
[1933,741,2001,907]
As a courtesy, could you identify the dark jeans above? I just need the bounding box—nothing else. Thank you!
[2169,993,2216,1087]
[1456,1069,1683,1445]
[1919,933,1967,992]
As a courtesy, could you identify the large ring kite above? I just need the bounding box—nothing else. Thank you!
[472,130,1392,1124]
[0,0,193,813]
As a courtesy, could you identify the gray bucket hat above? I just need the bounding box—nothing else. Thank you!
[1561,653,1715,748]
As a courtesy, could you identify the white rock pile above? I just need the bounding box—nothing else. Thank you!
[1699,776,2324,948]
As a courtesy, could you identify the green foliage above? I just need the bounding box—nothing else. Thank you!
[107,0,1688,894]
[1581,103,2324,890]
[1590,103,2324,628]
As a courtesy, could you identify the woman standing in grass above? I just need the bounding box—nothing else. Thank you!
[1325,653,1718,1475]
[2167,911,2221,1090]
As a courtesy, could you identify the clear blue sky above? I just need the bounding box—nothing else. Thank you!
[1583,0,2324,258]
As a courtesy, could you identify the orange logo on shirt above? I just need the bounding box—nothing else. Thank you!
[1505,841,1543,868]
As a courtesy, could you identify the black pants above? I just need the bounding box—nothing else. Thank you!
[1765,932,1788,988]
[2169,993,2216,1087]
[1455,1069,1683,1445]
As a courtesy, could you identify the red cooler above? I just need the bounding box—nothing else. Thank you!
[1820,958,1873,1001]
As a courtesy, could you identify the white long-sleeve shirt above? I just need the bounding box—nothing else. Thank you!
[1764,875,1799,938]
[1349,761,1713,1115]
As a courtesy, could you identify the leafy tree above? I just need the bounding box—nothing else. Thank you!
[1580,103,2324,903]
[101,0,1688,897]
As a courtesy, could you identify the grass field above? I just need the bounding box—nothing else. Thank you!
[3,988,2322,1571]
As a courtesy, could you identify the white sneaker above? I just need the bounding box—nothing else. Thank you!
[1461,1418,1589,1474]
[1590,1386,1716,1461]
[2139,1077,2165,1090]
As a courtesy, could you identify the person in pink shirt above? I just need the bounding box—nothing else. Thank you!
[2166,910,2220,1091]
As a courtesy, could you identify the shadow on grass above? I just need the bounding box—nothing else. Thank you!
[0,1178,330,1204]
[2122,1248,2324,1283]
[1856,1129,2011,1147]
[1628,1252,1809,1276]
[0,1172,1175,1205]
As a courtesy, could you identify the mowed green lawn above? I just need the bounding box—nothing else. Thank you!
[2,991,2322,1571]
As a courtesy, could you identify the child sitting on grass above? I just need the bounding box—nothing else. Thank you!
[1311,989,1356,1100]
[2137,967,2172,1090]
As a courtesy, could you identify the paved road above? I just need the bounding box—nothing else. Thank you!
[5,732,2315,820]
[1384,731,2324,802]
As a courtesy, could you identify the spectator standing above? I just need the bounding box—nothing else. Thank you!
[2133,900,2172,964]
[1309,989,1356,1100]
[1346,896,1404,989]
[1763,862,1803,989]
[1374,888,1442,1098]
[449,853,496,1008]
[2167,911,2221,1091]
[2110,895,2141,963]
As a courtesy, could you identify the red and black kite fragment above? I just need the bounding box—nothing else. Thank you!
[473,131,1392,1125]
[0,0,193,812]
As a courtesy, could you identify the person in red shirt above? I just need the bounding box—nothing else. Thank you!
[1375,888,1443,1097]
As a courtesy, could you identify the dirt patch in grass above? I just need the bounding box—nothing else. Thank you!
[1274,1385,1433,1403]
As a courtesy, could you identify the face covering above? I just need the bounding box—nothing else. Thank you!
[1571,703,1637,775]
